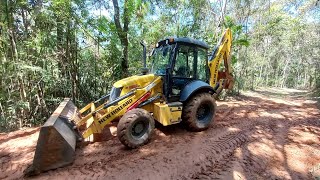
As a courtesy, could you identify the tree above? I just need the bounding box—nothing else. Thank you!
[111,0,132,77]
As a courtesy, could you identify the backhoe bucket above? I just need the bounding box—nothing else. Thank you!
[24,98,81,176]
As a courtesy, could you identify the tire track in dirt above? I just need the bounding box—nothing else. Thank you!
[185,117,320,180]
[179,118,270,180]
[183,132,249,180]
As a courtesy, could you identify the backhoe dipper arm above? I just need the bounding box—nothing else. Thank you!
[208,28,234,93]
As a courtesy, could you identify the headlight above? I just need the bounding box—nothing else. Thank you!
[109,87,122,101]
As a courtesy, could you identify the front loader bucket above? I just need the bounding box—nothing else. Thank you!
[24,98,81,176]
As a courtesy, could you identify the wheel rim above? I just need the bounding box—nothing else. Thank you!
[131,120,148,138]
[196,103,213,123]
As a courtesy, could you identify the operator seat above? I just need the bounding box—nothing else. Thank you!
[176,66,187,77]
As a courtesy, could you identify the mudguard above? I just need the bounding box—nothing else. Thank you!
[179,80,214,102]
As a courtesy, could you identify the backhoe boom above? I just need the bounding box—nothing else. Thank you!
[208,28,234,93]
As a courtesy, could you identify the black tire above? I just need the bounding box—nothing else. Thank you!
[117,108,155,148]
[182,93,217,131]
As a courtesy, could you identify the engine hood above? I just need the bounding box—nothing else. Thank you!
[113,74,157,91]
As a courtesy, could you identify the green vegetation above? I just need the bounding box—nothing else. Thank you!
[0,0,319,131]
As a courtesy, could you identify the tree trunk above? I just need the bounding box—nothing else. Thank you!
[218,0,227,27]
[18,77,27,128]
[5,1,18,60]
[56,14,64,83]
[112,0,129,78]
[0,102,6,127]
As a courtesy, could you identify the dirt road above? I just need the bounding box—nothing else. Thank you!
[1,88,319,180]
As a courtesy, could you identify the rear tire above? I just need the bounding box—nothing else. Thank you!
[182,93,217,131]
[117,108,155,148]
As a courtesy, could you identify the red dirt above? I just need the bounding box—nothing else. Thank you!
[1,88,319,180]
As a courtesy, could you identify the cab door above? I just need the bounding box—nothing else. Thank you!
[168,44,196,102]
[168,45,209,102]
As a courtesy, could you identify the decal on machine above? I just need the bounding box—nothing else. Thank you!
[98,99,133,124]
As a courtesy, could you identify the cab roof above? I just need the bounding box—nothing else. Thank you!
[157,37,209,49]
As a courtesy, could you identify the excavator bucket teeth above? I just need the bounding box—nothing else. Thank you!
[24,98,81,176]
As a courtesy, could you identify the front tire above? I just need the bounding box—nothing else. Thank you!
[182,93,217,131]
[117,108,155,148]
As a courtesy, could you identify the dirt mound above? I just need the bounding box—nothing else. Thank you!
[1,89,319,180]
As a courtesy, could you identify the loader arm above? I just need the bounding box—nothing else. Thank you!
[208,28,234,94]
[75,76,162,139]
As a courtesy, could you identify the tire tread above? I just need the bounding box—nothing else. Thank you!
[182,93,217,131]
[117,108,154,148]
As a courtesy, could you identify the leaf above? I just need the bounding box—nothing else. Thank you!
[234,39,250,47]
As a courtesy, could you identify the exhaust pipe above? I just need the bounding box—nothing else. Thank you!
[140,40,148,75]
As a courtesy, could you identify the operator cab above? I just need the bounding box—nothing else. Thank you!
[151,37,210,102]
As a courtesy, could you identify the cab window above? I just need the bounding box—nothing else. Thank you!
[173,45,195,78]
[197,48,208,81]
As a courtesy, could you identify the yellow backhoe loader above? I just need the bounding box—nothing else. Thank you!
[24,29,234,176]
